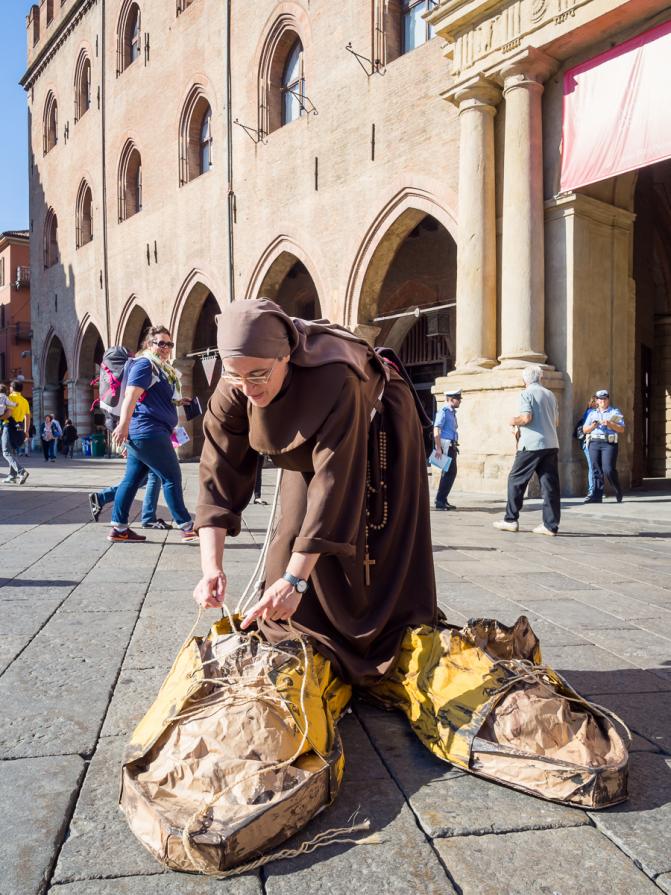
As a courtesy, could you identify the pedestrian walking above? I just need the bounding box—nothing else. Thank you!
[89,470,171,529]
[574,395,597,499]
[252,454,268,505]
[433,389,461,510]
[40,414,61,462]
[61,418,78,458]
[493,365,561,536]
[1,380,30,484]
[582,389,624,503]
[109,325,196,543]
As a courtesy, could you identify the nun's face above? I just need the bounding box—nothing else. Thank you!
[221,355,290,407]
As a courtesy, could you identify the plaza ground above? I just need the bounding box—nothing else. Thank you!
[1,457,670,894]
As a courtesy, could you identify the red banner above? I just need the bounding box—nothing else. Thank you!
[560,19,671,192]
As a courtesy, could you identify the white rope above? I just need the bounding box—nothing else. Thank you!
[490,657,633,747]
[236,468,284,616]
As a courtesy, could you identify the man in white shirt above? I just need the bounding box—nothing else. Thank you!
[493,365,560,536]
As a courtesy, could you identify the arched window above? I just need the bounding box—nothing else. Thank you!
[281,40,304,126]
[44,209,59,268]
[43,92,58,154]
[74,52,92,122]
[179,89,213,184]
[76,182,93,247]
[258,22,309,137]
[117,2,142,75]
[118,142,143,221]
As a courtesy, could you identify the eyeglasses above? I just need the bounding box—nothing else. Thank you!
[221,358,279,387]
[152,339,175,349]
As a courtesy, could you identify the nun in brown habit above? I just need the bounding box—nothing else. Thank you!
[193,298,437,687]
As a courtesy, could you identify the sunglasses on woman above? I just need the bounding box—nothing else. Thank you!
[153,339,175,349]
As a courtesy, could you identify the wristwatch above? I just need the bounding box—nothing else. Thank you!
[283,572,309,593]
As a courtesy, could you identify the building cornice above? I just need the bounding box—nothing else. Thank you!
[20,0,97,92]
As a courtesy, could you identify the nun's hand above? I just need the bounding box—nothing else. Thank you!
[193,570,227,609]
[241,579,301,630]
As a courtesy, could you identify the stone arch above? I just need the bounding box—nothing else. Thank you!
[73,315,105,434]
[344,187,458,328]
[41,329,69,423]
[244,236,324,318]
[116,296,151,351]
[171,270,222,456]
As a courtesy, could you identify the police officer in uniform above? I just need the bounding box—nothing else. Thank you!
[582,389,624,503]
[433,389,461,510]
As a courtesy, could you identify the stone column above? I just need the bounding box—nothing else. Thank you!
[70,378,95,434]
[452,75,501,370]
[41,386,60,420]
[499,49,556,367]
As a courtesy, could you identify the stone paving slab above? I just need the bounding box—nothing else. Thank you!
[0,634,26,674]
[48,875,262,894]
[99,667,167,738]
[53,737,163,883]
[516,597,638,631]
[264,776,455,895]
[1,755,85,895]
[435,826,661,895]
[0,611,137,758]
[589,752,671,881]
[541,643,671,696]
[355,703,588,837]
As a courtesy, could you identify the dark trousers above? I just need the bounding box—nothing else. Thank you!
[588,440,621,498]
[254,454,264,498]
[435,445,458,506]
[504,448,561,532]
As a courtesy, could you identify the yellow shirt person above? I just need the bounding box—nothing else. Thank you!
[2,383,30,484]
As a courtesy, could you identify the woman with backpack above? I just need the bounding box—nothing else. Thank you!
[109,325,196,543]
[40,414,62,462]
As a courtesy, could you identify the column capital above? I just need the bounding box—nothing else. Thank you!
[498,47,558,90]
[445,74,501,112]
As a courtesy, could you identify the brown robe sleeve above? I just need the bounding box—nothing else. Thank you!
[194,380,258,535]
[292,373,368,557]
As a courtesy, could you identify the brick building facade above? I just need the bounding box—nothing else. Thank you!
[0,231,32,398]
[22,0,671,489]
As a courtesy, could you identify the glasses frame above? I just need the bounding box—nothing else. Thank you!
[221,357,279,387]
[152,339,175,349]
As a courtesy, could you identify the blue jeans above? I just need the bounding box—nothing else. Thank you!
[98,471,162,525]
[2,425,24,477]
[112,435,191,528]
[581,439,594,495]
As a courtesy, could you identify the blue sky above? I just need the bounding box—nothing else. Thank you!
[0,4,33,232]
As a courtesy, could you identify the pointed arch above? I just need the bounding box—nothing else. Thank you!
[244,235,325,309]
[74,313,105,380]
[115,295,152,350]
[344,186,458,327]
[171,269,221,357]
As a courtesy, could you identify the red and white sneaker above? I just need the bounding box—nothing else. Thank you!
[181,525,199,543]
[107,528,147,543]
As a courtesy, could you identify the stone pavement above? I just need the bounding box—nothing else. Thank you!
[1,457,671,895]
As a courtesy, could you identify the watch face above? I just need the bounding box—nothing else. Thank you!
[296,579,308,593]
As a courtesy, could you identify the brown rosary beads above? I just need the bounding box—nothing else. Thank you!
[364,428,388,586]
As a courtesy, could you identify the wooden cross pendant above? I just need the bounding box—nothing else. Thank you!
[363,550,376,587]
